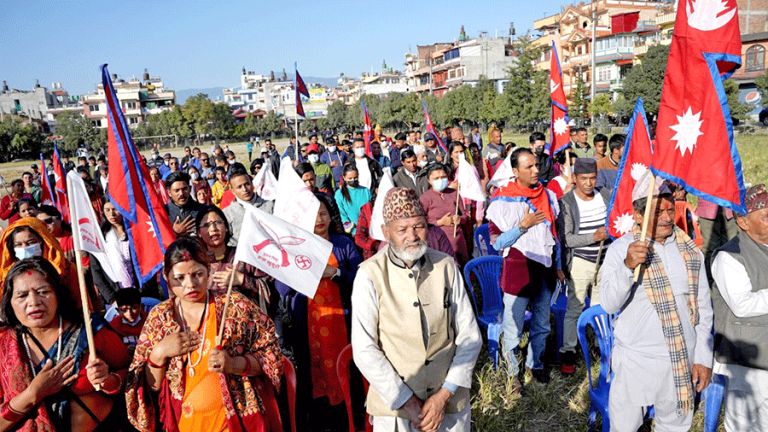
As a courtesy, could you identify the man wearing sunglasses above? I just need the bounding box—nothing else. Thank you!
[199,152,215,187]
[37,205,75,262]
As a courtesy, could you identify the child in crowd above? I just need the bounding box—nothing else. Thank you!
[211,166,229,206]
[109,288,147,355]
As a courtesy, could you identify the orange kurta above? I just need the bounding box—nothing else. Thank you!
[179,296,228,432]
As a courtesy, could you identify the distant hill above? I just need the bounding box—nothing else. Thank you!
[175,76,338,105]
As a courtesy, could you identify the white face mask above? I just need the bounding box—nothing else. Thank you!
[308,154,319,164]
[14,243,42,260]
[190,172,199,180]
[354,148,366,158]
[228,159,235,165]
[164,160,170,166]
[431,178,448,192]
[327,146,337,153]
[418,160,428,167]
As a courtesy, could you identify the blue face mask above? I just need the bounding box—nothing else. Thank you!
[14,243,42,260]
[431,178,449,192]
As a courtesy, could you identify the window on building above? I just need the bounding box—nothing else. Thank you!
[597,66,611,82]
[746,45,766,71]
[128,117,139,125]
[444,48,460,61]
[90,104,100,113]
[124,101,137,110]
[91,120,102,127]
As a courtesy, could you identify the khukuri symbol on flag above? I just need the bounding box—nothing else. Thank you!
[235,206,332,299]
[652,0,745,214]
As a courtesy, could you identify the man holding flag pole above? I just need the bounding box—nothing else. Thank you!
[598,0,746,426]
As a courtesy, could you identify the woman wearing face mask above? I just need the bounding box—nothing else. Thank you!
[187,165,205,191]
[419,164,470,266]
[0,217,97,311]
[334,164,371,235]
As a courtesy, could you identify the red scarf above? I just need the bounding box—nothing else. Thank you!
[493,180,557,238]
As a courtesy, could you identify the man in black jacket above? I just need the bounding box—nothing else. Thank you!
[165,171,203,237]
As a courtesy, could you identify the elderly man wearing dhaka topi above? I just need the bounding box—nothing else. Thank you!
[352,187,481,432]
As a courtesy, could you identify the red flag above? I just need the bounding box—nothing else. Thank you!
[422,101,448,153]
[550,41,570,156]
[51,144,70,223]
[652,0,745,213]
[39,153,55,207]
[102,64,175,285]
[362,101,374,158]
[295,65,309,97]
[606,98,653,239]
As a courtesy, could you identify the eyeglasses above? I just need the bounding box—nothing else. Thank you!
[41,217,56,225]
[201,158,209,162]
[200,220,225,230]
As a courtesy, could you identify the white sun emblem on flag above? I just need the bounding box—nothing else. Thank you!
[613,212,635,236]
[630,163,648,181]
[553,117,568,136]
[146,221,156,238]
[550,78,560,94]
[670,107,704,157]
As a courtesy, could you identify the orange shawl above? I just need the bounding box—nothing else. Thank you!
[0,217,88,309]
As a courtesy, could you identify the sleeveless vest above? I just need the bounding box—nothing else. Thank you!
[712,232,768,370]
[359,246,469,418]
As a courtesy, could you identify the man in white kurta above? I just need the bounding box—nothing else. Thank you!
[351,187,481,432]
[601,175,713,431]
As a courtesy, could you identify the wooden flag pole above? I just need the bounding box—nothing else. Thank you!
[592,240,605,286]
[74,248,99,390]
[633,174,656,282]
[215,263,239,347]
[453,180,461,238]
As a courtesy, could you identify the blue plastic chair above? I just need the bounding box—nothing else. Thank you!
[464,256,504,368]
[550,282,568,360]
[577,305,615,432]
[702,373,728,432]
[473,223,498,257]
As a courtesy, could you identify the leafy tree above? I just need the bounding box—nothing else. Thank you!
[618,44,670,115]
[569,77,589,121]
[326,101,350,130]
[0,118,46,161]
[261,111,283,137]
[589,93,613,116]
[55,111,98,153]
[499,36,549,129]
[755,69,768,106]
[724,79,751,121]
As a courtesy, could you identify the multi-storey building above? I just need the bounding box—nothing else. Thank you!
[81,69,175,128]
[533,0,663,100]
[0,80,73,122]
[404,27,516,97]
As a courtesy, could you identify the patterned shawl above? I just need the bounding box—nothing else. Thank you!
[125,291,283,432]
[632,224,700,415]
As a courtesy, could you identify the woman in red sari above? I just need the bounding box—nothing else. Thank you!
[0,257,130,431]
[125,237,283,432]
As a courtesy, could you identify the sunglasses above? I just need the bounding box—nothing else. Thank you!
[41,217,56,225]
[201,158,209,162]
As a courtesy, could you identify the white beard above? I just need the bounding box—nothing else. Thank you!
[392,240,428,263]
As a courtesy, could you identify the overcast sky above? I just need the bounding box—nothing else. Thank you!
[1,0,569,95]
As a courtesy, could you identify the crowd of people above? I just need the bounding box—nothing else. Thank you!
[0,123,761,432]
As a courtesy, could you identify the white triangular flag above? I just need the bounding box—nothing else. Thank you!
[489,153,514,188]
[66,171,120,282]
[235,206,332,298]
[370,170,395,242]
[274,157,321,233]
[253,162,278,201]
[457,154,486,202]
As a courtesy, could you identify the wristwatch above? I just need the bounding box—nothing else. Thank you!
[518,224,528,234]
